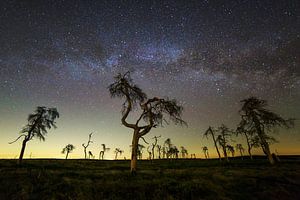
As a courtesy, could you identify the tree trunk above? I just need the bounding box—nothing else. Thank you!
[261,140,274,164]
[222,146,229,162]
[19,139,28,165]
[66,152,69,159]
[211,134,221,161]
[245,133,253,160]
[84,148,87,159]
[253,116,275,165]
[130,132,139,175]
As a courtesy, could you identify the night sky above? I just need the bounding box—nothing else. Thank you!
[0,0,299,159]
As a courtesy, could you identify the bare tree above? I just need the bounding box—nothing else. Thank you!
[82,132,93,159]
[164,138,172,159]
[99,144,110,160]
[9,106,59,165]
[203,126,221,161]
[238,97,294,164]
[226,145,235,157]
[235,144,244,159]
[109,72,186,174]
[62,144,75,159]
[88,151,94,159]
[151,135,161,159]
[216,124,233,162]
[202,146,209,159]
[114,148,123,160]
[180,146,188,158]
[156,145,162,159]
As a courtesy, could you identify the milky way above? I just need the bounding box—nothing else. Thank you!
[0,0,299,158]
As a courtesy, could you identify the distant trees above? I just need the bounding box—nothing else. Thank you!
[151,136,161,159]
[238,97,294,164]
[226,145,235,157]
[9,106,59,165]
[88,151,94,159]
[202,146,209,159]
[236,144,244,159]
[99,144,110,160]
[109,72,186,174]
[180,146,188,158]
[204,126,221,161]
[114,148,123,160]
[62,144,75,159]
[82,132,93,159]
[216,124,233,162]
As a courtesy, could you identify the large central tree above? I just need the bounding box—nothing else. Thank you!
[109,72,186,174]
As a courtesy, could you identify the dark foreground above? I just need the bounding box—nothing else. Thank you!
[0,157,300,200]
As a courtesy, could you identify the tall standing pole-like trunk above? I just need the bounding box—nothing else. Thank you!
[66,152,69,159]
[211,133,221,161]
[130,131,139,174]
[244,132,253,160]
[19,139,28,165]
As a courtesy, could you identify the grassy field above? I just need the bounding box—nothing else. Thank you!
[0,157,300,200]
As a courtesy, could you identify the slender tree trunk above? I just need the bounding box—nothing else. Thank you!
[131,132,139,175]
[253,116,275,164]
[222,146,229,162]
[244,133,253,160]
[211,134,221,161]
[84,148,87,159]
[261,140,274,164]
[66,152,69,159]
[19,139,28,165]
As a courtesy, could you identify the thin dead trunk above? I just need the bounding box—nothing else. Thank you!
[66,152,69,159]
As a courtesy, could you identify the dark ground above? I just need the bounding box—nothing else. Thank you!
[0,156,300,200]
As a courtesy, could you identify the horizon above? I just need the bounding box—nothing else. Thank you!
[0,0,299,160]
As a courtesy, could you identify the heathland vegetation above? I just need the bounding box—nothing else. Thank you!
[3,72,298,199]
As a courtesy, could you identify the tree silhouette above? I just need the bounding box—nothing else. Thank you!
[238,97,294,164]
[216,124,233,162]
[114,148,123,160]
[88,151,94,159]
[82,132,93,159]
[204,126,221,161]
[235,144,244,159]
[99,144,110,160]
[147,146,152,160]
[156,145,162,159]
[180,146,188,158]
[226,145,235,157]
[9,106,59,165]
[164,138,172,159]
[151,135,161,159]
[109,72,186,174]
[137,144,145,159]
[62,144,75,159]
[202,146,209,159]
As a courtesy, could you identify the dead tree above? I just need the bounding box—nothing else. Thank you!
[151,135,161,159]
[99,144,110,160]
[82,132,93,159]
[88,151,94,159]
[109,72,186,174]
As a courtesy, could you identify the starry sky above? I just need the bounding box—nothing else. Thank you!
[0,0,299,159]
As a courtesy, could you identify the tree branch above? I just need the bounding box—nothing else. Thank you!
[8,134,27,144]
